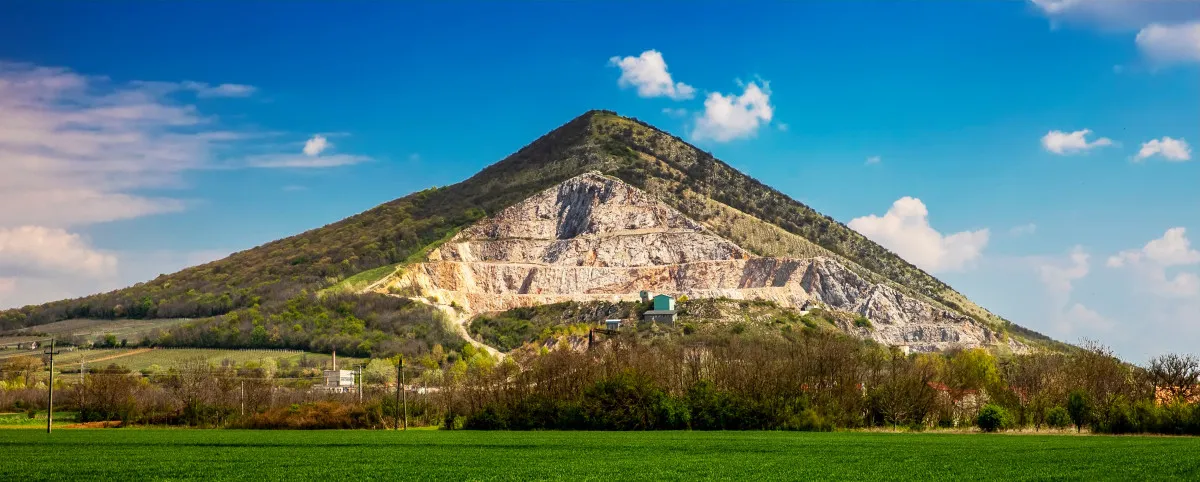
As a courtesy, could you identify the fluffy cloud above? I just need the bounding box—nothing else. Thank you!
[1041,129,1113,155]
[1136,22,1200,64]
[1108,227,1200,299]
[692,82,774,142]
[609,50,695,100]
[1135,136,1192,162]
[1031,0,1200,29]
[303,134,330,156]
[1108,227,1200,267]
[848,197,990,273]
[1038,246,1090,295]
[0,226,116,279]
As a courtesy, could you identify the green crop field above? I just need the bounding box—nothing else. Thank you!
[2,430,1199,481]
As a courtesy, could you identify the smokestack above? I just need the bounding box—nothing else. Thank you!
[332,350,337,370]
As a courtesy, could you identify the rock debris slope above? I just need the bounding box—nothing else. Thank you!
[379,172,1023,353]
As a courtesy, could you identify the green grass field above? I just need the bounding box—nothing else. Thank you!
[1,347,364,373]
[2,430,1199,480]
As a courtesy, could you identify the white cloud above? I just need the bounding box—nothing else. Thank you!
[1136,22,1200,64]
[303,134,330,156]
[1109,227,1200,267]
[692,82,774,142]
[0,61,370,309]
[1135,136,1192,161]
[848,197,990,273]
[1010,223,1038,236]
[1108,227,1200,299]
[1038,245,1090,295]
[609,50,695,100]
[1057,302,1115,335]
[247,154,369,169]
[865,155,882,165]
[1030,0,1200,29]
[0,62,229,228]
[1041,129,1114,155]
[180,81,257,98]
[0,226,116,279]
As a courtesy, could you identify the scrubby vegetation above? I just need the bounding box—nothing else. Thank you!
[468,298,838,352]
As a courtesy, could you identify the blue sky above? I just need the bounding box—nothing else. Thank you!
[1,1,1197,360]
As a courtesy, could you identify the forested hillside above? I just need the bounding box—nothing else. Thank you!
[0,110,1056,354]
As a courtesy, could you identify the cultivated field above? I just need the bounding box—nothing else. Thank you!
[0,318,194,343]
[2,430,1199,480]
[0,347,364,372]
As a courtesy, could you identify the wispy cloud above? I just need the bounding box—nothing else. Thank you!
[0,60,369,307]
[1010,223,1038,236]
[865,155,882,165]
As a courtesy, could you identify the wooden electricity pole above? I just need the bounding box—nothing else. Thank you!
[44,338,59,434]
[394,357,402,430]
[401,358,408,431]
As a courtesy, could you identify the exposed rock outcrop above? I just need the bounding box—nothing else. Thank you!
[379,172,1023,353]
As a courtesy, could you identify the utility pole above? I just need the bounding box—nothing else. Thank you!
[43,338,59,434]
[357,365,363,405]
[240,380,245,417]
[394,357,402,431]
[401,358,408,431]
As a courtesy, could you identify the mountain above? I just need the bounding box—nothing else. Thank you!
[386,172,1021,353]
[0,110,1061,355]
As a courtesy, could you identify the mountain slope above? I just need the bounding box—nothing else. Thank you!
[0,110,1060,352]
[383,172,1021,353]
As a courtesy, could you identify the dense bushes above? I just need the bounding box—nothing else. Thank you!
[1046,406,1071,429]
[236,401,385,429]
[976,404,1013,432]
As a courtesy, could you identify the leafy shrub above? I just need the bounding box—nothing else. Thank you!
[1067,391,1090,432]
[853,317,872,329]
[1046,406,1071,429]
[976,404,1013,432]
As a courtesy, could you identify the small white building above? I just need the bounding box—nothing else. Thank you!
[316,350,357,394]
[322,369,356,393]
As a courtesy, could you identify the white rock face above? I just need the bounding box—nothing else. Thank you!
[381,172,1021,353]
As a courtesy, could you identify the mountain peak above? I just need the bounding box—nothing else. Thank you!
[1,110,1063,354]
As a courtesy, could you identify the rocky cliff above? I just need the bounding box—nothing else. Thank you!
[378,172,1023,353]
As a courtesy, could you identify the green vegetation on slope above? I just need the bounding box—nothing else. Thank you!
[0,109,1057,353]
[3,430,1200,480]
[468,298,840,352]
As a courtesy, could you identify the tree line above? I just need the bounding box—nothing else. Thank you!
[4,329,1199,434]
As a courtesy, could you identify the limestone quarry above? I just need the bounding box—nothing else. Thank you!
[376,172,1024,353]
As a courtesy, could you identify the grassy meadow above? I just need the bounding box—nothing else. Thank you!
[2,429,1199,480]
[0,346,364,374]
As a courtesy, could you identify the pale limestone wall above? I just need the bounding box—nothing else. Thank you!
[379,172,1024,353]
